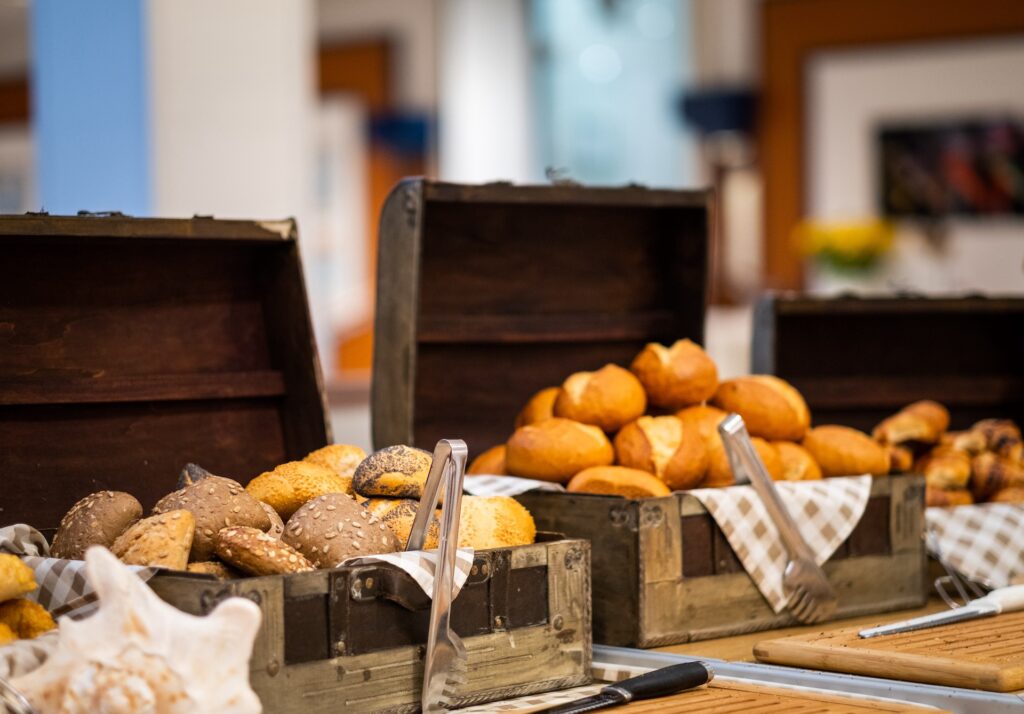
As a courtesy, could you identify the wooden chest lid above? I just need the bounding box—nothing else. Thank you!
[372,179,711,454]
[753,293,1024,431]
[0,214,330,529]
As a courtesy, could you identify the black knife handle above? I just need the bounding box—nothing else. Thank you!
[603,661,713,702]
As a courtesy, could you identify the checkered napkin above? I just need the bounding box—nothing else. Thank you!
[464,475,566,496]
[688,476,873,612]
[342,548,475,599]
[926,503,1024,589]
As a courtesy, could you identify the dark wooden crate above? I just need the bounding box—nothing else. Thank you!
[372,179,711,452]
[752,294,1024,432]
[517,475,926,648]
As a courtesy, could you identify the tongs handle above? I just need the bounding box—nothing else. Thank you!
[718,414,815,563]
[407,440,467,552]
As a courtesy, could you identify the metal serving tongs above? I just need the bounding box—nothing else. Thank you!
[719,414,838,624]
[0,676,35,714]
[407,439,469,712]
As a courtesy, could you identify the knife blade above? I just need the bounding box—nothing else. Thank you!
[538,661,713,714]
[859,583,1024,638]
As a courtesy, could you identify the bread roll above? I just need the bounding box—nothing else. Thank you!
[705,436,783,486]
[303,444,367,493]
[629,339,718,408]
[187,560,242,580]
[991,486,1024,504]
[51,491,143,560]
[515,387,560,428]
[801,425,889,477]
[259,501,285,539]
[352,445,433,499]
[970,452,1024,501]
[246,461,353,520]
[506,418,614,482]
[872,400,950,445]
[567,466,671,498]
[885,444,915,474]
[0,599,56,639]
[917,447,971,489]
[216,526,314,576]
[972,419,1023,461]
[380,500,441,549]
[284,493,400,568]
[0,554,37,603]
[177,462,214,489]
[711,375,810,441]
[773,441,822,481]
[468,445,507,475]
[158,475,271,560]
[0,624,14,645]
[926,486,973,508]
[613,415,707,490]
[942,430,987,456]
[553,364,647,432]
[676,404,728,442]
[363,498,408,519]
[111,510,195,570]
[458,496,536,550]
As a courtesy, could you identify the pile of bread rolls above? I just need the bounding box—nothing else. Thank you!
[0,555,55,645]
[874,401,1024,507]
[48,444,536,580]
[469,339,892,497]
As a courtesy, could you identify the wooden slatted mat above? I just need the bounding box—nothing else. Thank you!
[754,609,1024,692]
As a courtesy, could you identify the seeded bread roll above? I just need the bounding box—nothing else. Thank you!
[0,554,37,603]
[873,400,950,446]
[51,491,143,560]
[630,339,719,408]
[352,445,434,499]
[614,415,708,490]
[380,500,441,549]
[515,387,561,428]
[110,510,195,570]
[773,441,823,481]
[926,486,974,508]
[711,375,811,441]
[506,418,614,482]
[0,599,56,639]
[303,444,367,494]
[705,436,783,487]
[970,452,1024,501]
[468,445,508,475]
[156,475,271,561]
[186,560,243,580]
[284,493,400,568]
[459,496,536,550]
[215,526,314,576]
[259,501,285,539]
[801,425,889,477]
[363,498,408,519]
[245,461,352,519]
[567,466,671,498]
[553,364,647,432]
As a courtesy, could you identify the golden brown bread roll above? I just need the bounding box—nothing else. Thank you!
[872,400,950,445]
[773,441,823,481]
[885,444,915,474]
[303,444,367,494]
[186,560,243,580]
[917,447,972,490]
[352,445,433,499]
[991,486,1024,504]
[629,339,718,408]
[676,404,728,442]
[458,496,536,550]
[801,425,889,477]
[613,415,707,490]
[705,436,783,486]
[380,500,441,549]
[970,452,1024,502]
[110,510,195,570]
[505,418,614,482]
[567,466,671,498]
[246,461,353,520]
[0,555,37,603]
[515,387,560,428]
[0,599,55,639]
[363,498,408,519]
[711,375,810,441]
[553,364,647,432]
[942,430,988,456]
[468,445,507,475]
[972,419,1023,461]
[926,486,974,508]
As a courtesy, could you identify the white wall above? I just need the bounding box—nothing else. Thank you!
[808,38,1024,293]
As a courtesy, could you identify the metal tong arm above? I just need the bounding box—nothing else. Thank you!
[718,414,816,563]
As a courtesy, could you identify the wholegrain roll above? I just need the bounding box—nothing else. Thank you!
[215,526,314,576]
[352,445,433,499]
[51,491,143,560]
[515,387,560,428]
[246,461,352,520]
[553,364,647,432]
[284,493,400,568]
[613,415,707,490]
[506,418,614,482]
[926,486,974,508]
[705,436,783,486]
[711,375,810,441]
[468,445,507,475]
[801,425,889,477]
[110,510,195,570]
[630,339,718,408]
[567,466,671,498]
[773,441,822,481]
[303,444,367,494]
[873,400,950,445]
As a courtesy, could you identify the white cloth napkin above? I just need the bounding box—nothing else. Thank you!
[464,474,566,496]
[926,503,1024,589]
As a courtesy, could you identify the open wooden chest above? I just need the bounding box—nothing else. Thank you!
[371,181,928,648]
[0,213,591,712]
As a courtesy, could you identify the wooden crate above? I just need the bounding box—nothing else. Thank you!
[0,213,590,711]
[518,475,925,648]
[372,179,711,451]
[752,294,1024,432]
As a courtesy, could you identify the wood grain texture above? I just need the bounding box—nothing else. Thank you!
[754,610,1024,692]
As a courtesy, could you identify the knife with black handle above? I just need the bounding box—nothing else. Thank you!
[539,661,714,714]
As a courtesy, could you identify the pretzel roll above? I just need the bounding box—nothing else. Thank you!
[553,364,647,432]
[705,436,782,487]
[630,339,718,409]
[970,451,1024,502]
[506,418,614,482]
[515,387,560,428]
[917,446,971,490]
[468,445,507,475]
[710,375,810,441]
[773,441,822,481]
[801,425,889,477]
[614,415,707,490]
[872,400,950,445]
[567,466,671,498]
[926,486,973,508]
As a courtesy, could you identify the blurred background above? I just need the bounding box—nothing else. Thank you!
[0,0,1021,449]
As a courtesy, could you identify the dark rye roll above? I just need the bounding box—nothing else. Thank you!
[353,445,433,499]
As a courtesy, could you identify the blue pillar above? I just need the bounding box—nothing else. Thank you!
[31,0,151,215]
